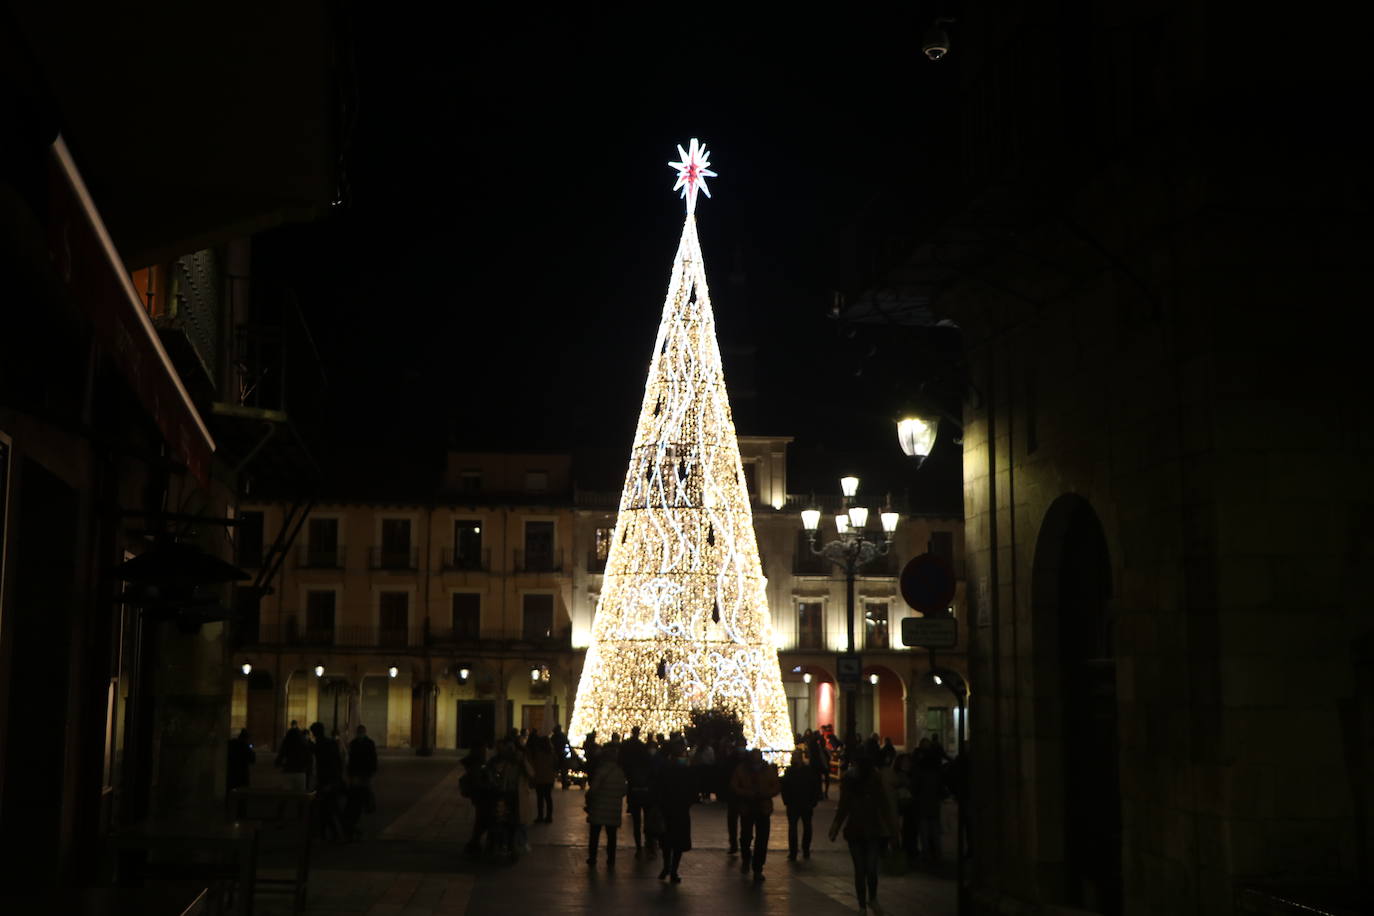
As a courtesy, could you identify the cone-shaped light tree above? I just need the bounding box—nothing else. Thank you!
[568,140,793,752]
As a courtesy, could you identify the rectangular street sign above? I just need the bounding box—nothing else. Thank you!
[901,616,958,649]
[835,653,862,683]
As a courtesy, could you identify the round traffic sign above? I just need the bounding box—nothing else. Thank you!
[900,553,956,615]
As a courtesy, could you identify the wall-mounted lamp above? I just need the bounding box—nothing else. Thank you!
[802,671,813,684]
[241,661,252,676]
[868,673,880,685]
[457,665,471,683]
[314,664,325,678]
[388,665,399,679]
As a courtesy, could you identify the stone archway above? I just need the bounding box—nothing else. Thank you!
[1032,493,1121,915]
[860,664,907,746]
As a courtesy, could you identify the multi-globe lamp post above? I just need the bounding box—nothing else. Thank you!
[801,476,899,741]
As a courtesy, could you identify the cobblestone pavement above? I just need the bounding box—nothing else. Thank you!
[254,759,957,916]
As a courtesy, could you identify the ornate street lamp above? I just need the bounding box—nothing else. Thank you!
[801,475,898,740]
[896,411,940,466]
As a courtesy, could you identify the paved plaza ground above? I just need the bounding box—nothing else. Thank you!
[249,752,958,916]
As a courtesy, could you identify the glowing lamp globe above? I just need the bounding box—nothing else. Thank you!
[880,511,899,534]
[897,415,938,460]
[313,664,325,678]
[387,665,399,679]
[801,508,822,532]
[240,661,252,676]
[835,514,850,534]
[840,476,860,498]
[848,506,870,530]
[802,671,813,684]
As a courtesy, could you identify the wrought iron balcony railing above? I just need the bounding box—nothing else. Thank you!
[441,546,490,572]
[514,549,561,574]
[370,546,419,571]
[297,544,344,569]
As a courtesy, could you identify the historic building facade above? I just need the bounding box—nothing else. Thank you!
[240,441,967,753]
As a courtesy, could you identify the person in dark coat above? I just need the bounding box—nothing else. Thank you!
[718,738,746,853]
[829,748,899,912]
[227,729,255,793]
[584,745,626,869]
[807,731,831,799]
[619,727,654,854]
[310,722,344,840]
[781,750,823,860]
[654,740,697,883]
[551,723,571,787]
[527,734,558,822]
[730,748,781,881]
[275,720,312,791]
[342,724,379,839]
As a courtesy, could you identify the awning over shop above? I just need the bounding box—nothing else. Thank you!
[46,138,215,484]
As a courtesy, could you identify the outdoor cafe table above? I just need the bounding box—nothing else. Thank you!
[112,818,259,916]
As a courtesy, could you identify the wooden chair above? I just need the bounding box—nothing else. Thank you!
[229,788,315,915]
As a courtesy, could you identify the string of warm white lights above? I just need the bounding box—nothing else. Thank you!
[569,141,793,754]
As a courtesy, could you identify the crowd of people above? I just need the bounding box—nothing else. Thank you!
[456,722,965,911]
[226,721,380,842]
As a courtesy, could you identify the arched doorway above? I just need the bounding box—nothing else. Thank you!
[1033,494,1120,915]
[860,664,906,746]
[359,674,394,747]
[244,670,275,748]
[784,665,836,736]
[506,661,562,737]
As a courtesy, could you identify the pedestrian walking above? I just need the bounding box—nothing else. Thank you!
[460,744,496,857]
[275,720,312,791]
[343,724,378,840]
[730,748,781,881]
[490,737,535,857]
[892,753,920,862]
[781,749,822,860]
[829,747,899,913]
[551,723,570,787]
[719,738,746,853]
[807,731,831,799]
[914,742,946,864]
[227,729,255,794]
[620,727,654,854]
[654,740,697,883]
[585,745,627,869]
[527,733,557,822]
[310,722,344,841]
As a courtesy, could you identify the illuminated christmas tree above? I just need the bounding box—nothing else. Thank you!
[569,140,793,753]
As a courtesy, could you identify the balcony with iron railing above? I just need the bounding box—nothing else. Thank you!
[791,546,900,577]
[370,546,419,571]
[441,546,490,572]
[514,549,562,574]
[297,544,344,569]
[251,619,425,648]
[426,627,572,651]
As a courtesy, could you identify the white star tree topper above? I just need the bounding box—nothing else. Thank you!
[669,138,717,214]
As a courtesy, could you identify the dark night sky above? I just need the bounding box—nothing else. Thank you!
[267,6,963,498]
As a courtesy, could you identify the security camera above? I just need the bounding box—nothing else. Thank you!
[922,18,953,61]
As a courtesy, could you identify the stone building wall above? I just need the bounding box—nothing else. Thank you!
[952,151,1373,915]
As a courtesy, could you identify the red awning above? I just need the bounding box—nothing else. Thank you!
[46,138,215,484]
